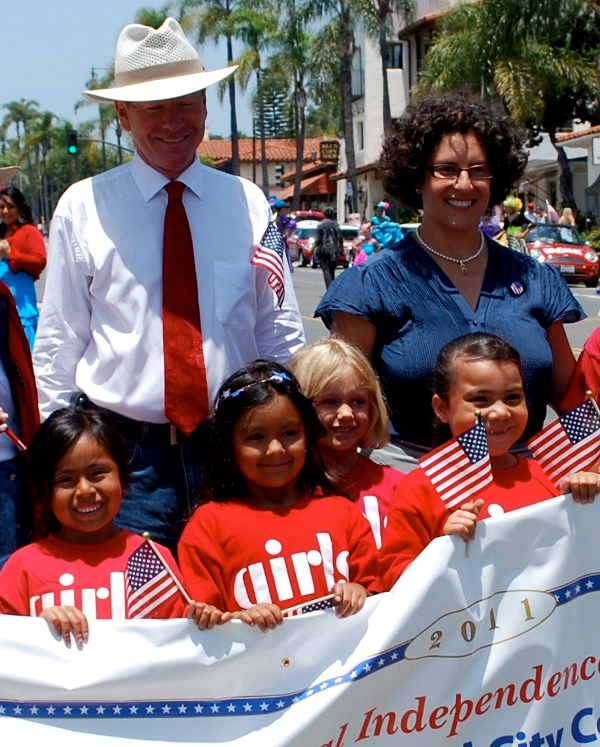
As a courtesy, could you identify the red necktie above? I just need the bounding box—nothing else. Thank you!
[162,181,209,435]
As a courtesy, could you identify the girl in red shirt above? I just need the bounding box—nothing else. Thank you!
[178,360,380,632]
[291,337,404,549]
[380,333,600,590]
[0,403,188,644]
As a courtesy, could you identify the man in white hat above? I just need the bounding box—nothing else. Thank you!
[33,18,305,550]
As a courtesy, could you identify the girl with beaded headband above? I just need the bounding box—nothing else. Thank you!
[178,359,380,632]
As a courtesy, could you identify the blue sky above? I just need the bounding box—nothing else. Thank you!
[3,0,253,139]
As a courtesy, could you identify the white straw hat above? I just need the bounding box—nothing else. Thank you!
[83,17,236,103]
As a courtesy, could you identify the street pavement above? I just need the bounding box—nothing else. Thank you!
[290,264,600,352]
[37,261,600,352]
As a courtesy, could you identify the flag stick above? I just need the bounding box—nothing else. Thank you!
[463,409,484,558]
[4,426,26,451]
[142,532,192,604]
[281,593,335,616]
[586,391,600,419]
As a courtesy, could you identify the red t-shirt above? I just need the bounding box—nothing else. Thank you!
[380,456,558,590]
[560,326,600,412]
[0,530,187,619]
[334,455,404,549]
[178,494,381,611]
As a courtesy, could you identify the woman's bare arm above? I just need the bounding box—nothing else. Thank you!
[330,311,378,360]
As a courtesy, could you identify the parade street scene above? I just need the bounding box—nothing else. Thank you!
[1,1,600,744]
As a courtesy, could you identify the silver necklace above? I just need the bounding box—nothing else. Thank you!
[415,229,485,275]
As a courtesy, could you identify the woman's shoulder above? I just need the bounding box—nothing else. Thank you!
[315,235,420,320]
[11,222,44,241]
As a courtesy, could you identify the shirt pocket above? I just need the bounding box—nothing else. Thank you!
[213,261,257,330]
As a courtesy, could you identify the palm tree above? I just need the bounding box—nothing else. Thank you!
[234,2,279,193]
[302,0,378,214]
[135,4,180,27]
[182,0,246,175]
[25,110,56,223]
[264,0,319,207]
[76,67,124,168]
[417,0,598,209]
[2,99,40,208]
[368,0,414,129]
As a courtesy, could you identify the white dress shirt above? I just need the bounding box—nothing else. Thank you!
[34,155,305,421]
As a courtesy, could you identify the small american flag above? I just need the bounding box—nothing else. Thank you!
[282,596,335,618]
[419,417,493,509]
[252,221,286,307]
[125,541,179,619]
[527,398,600,486]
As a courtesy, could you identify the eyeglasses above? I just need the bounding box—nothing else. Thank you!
[426,164,493,181]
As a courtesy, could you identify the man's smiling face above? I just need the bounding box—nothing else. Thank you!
[115,91,207,180]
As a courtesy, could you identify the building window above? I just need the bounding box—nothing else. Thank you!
[386,43,403,69]
[358,122,364,150]
[352,47,364,99]
[416,33,430,73]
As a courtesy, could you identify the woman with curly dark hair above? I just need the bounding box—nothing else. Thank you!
[316,93,584,470]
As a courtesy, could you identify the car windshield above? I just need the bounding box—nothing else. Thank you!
[340,228,358,241]
[528,225,584,245]
[296,227,317,239]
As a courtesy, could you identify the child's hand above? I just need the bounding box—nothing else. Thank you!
[40,606,89,646]
[233,603,283,632]
[187,601,232,630]
[443,498,485,540]
[331,582,367,618]
[560,472,600,504]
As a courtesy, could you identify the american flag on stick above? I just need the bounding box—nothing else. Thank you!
[282,594,336,618]
[125,539,184,619]
[419,417,493,509]
[527,397,600,487]
[251,220,286,307]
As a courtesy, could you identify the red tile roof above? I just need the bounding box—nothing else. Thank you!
[398,11,446,38]
[558,125,600,143]
[198,137,337,165]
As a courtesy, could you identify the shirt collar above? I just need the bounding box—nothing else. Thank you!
[130,152,204,202]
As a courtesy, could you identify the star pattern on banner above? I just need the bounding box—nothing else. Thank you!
[3,572,599,722]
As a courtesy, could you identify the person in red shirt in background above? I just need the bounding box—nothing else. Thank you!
[178,360,380,632]
[560,326,600,411]
[291,337,404,550]
[0,187,46,349]
[0,403,188,645]
[380,333,600,590]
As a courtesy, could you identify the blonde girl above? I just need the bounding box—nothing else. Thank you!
[292,338,404,548]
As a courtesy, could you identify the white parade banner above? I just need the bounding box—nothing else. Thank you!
[1,495,600,746]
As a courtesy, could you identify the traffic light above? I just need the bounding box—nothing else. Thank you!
[274,164,284,186]
[67,130,78,155]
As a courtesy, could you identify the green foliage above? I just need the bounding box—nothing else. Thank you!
[583,227,600,250]
[418,0,598,130]
[0,98,125,222]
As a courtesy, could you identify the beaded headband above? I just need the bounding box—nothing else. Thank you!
[216,372,293,407]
